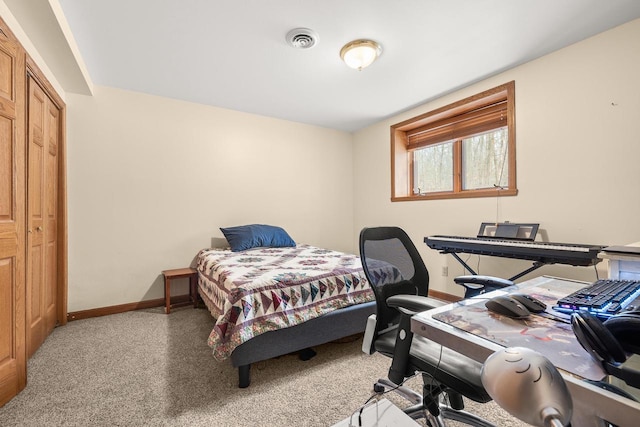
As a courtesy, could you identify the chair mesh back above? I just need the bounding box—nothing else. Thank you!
[360,227,430,332]
[362,238,415,285]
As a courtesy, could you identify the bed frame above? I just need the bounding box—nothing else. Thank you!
[224,298,376,388]
[195,243,378,388]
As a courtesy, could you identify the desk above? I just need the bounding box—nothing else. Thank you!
[411,276,640,427]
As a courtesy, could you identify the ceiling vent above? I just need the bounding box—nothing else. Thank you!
[286,28,319,49]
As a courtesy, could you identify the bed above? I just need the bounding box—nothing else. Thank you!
[195,225,377,387]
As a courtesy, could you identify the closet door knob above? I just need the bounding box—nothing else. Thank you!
[36,226,43,232]
[28,229,32,233]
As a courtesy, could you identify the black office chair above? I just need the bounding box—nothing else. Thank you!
[359,226,496,426]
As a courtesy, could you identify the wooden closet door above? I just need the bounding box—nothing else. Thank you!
[26,77,57,358]
[0,30,26,407]
[44,92,58,336]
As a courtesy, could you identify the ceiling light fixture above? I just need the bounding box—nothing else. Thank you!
[340,39,382,71]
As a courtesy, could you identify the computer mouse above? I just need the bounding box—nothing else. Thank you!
[485,295,531,319]
[510,293,547,313]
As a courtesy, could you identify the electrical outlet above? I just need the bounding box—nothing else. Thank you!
[441,266,448,277]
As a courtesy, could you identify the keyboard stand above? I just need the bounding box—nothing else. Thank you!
[445,250,547,281]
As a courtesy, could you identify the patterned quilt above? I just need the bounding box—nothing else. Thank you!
[196,244,375,361]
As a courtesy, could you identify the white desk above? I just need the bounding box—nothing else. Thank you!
[411,276,640,427]
[332,398,420,427]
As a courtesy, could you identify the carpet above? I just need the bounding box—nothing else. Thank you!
[0,307,526,426]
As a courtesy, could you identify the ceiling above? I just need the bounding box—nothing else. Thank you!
[7,0,640,132]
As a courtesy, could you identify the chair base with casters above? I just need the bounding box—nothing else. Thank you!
[373,377,495,427]
[364,311,496,427]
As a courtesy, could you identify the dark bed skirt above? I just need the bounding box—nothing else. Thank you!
[229,301,377,387]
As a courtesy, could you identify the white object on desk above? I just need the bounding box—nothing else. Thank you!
[599,241,640,280]
[482,347,572,427]
[331,399,420,427]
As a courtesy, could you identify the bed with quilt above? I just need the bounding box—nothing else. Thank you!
[195,224,377,387]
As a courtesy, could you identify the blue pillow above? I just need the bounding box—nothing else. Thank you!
[220,224,296,252]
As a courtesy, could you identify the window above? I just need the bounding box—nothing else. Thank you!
[391,81,517,201]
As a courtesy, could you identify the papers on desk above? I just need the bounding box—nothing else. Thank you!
[603,245,640,256]
[432,277,605,381]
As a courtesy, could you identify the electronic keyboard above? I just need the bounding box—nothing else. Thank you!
[425,235,605,267]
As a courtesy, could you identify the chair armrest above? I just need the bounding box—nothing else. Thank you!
[386,294,447,316]
[385,294,446,384]
[454,275,514,291]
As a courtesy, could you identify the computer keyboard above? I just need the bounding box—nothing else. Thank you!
[553,279,640,319]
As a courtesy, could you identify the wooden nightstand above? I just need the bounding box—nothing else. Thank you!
[162,267,197,314]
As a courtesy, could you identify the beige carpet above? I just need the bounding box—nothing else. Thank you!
[0,306,527,426]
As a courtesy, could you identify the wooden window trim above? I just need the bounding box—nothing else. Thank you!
[391,81,517,202]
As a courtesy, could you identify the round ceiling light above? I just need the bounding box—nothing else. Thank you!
[286,28,319,49]
[340,39,382,70]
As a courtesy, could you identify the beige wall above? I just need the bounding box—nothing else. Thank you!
[353,18,640,296]
[6,1,640,308]
[66,87,354,311]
